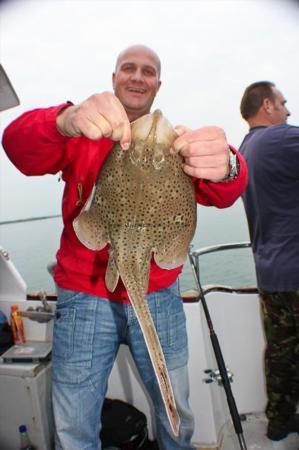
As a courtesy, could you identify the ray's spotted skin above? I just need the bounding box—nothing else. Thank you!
[73,110,197,436]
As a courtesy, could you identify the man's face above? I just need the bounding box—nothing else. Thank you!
[269,88,290,124]
[112,46,161,122]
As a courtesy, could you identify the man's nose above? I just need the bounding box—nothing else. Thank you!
[131,68,144,81]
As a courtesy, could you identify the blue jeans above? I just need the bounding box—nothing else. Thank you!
[52,282,195,450]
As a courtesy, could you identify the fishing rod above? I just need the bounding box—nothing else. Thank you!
[188,251,248,450]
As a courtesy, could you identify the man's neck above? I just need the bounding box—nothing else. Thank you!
[126,108,151,123]
[247,118,272,129]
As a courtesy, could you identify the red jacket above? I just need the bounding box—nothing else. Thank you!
[2,104,248,302]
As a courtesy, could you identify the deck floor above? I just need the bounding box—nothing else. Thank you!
[218,413,299,450]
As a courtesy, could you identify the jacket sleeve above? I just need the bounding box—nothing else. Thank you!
[2,104,71,176]
[193,148,248,208]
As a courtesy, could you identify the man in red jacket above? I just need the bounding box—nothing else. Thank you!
[2,45,247,450]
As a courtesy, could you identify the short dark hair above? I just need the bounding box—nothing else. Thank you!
[240,81,276,120]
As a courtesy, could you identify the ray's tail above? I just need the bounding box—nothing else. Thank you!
[122,274,180,437]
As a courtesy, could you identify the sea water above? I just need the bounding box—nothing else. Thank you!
[0,199,256,294]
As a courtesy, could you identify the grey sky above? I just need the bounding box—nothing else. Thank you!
[1,0,299,221]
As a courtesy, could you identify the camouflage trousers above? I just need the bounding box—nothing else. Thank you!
[259,289,299,424]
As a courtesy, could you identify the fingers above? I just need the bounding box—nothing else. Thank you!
[71,111,113,140]
[182,151,230,180]
[172,126,230,181]
[174,124,191,136]
[119,123,131,150]
[56,92,131,149]
[170,124,191,154]
[173,126,225,153]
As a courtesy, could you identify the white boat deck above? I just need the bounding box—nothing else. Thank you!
[1,246,298,449]
[219,413,299,450]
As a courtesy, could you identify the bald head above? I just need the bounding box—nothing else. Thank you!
[112,44,162,122]
[115,45,161,78]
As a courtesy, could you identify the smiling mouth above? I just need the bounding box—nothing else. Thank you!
[127,87,146,94]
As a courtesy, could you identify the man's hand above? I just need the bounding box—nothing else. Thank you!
[173,125,230,182]
[56,92,131,150]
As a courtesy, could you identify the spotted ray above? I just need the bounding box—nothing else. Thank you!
[73,110,197,436]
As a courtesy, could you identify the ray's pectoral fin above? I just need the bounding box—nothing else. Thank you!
[105,252,120,292]
[154,238,190,270]
[73,208,108,251]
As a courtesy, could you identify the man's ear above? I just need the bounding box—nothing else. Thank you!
[263,98,273,114]
[112,72,116,90]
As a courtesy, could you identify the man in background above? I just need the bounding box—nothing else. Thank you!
[239,81,299,441]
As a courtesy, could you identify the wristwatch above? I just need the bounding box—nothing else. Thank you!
[222,150,239,182]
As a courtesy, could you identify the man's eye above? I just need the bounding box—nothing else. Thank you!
[122,66,134,72]
[144,69,155,76]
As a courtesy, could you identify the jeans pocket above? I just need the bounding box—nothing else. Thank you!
[164,283,187,351]
[52,291,97,384]
[168,306,188,352]
[53,306,76,359]
[162,295,188,370]
[155,283,188,355]
[167,281,181,299]
[56,287,82,305]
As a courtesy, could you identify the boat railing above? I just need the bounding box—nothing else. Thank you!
[191,241,251,258]
[183,241,258,301]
